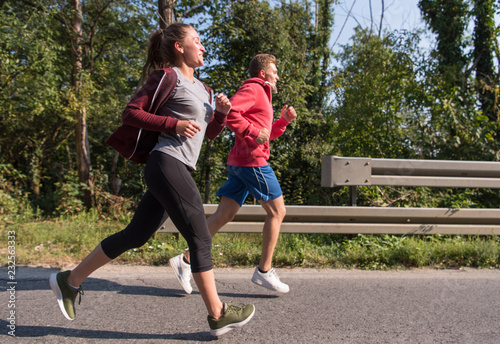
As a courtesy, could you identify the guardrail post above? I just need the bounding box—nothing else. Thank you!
[349,186,357,206]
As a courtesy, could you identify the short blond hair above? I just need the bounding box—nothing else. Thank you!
[249,54,277,77]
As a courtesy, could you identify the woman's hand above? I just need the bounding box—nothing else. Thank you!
[215,93,231,115]
[176,120,201,139]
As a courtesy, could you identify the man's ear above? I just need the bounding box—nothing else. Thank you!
[257,69,266,79]
[174,41,183,54]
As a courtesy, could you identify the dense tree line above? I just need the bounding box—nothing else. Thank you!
[1,0,499,219]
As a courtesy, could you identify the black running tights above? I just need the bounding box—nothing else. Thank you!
[101,151,213,273]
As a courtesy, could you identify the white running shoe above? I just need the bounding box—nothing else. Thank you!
[169,253,193,294]
[251,267,289,293]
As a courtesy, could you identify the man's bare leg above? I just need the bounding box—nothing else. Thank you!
[257,195,286,271]
[185,195,285,269]
[184,196,240,263]
[250,195,289,293]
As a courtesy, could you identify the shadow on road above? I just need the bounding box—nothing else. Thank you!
[1,319,217,342]
[1,266,279,300]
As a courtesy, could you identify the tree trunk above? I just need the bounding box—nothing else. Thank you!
[71,0,94,208]
[473,0,498,122]
[109,151,122,195]
[158,0,176,28]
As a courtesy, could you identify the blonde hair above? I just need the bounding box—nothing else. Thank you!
[141,23,193,82]
[249,54,277,77]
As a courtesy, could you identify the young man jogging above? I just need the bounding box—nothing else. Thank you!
[170,53,297,294]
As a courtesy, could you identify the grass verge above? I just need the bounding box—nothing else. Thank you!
[2,211,500,270]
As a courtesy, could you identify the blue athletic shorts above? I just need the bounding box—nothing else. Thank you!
[216,164,283,206]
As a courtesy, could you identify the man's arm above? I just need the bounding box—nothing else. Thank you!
[270,105,297,140]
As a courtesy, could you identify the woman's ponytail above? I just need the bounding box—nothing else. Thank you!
[141,23,192,83]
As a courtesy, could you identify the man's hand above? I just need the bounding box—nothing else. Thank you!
[215,93,231,115]
[176,120,201,139]
[281,105,297,122]
[255,127,270,145]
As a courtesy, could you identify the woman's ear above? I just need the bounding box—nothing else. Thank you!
[174,41,184,54]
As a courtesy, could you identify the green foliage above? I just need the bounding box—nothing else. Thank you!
[196,0,336,204]
[0,164,40,223]
[1,0,156,214]
[123,234,183,266]
[1,3,72,208]
[330,28,422,159]
[419,0,499,124]
[201,0,333,109]
[329,12,499,208]
[409,60,500,165]
[1,0,499,215]
[472,0,498,121]
[418,0,469,85]
[416,0,499,158]
[271,108,335,205]
[339,234,500,269]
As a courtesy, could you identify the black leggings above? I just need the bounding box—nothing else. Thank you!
[101,151,213,273]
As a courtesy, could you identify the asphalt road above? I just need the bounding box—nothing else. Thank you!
[1,265,500,344]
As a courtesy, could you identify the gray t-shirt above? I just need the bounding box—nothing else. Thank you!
[153,67,213,170]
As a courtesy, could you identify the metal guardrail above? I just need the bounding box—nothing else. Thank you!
[321,156,500,206]
[157,204,500,235]
[156,157,500,236]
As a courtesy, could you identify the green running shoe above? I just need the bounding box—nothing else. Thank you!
[207,302,255,336]
[49,270,84,320]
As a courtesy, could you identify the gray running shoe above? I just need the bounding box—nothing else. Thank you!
[49,270,84,320]
[207,302,255,336]
[251,267,289,293]
[169,253,193,294]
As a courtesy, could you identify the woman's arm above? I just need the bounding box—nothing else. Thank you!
[206,93,231,140]
[121,69,179,133]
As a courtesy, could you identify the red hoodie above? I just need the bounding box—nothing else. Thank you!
[227,78,290,167]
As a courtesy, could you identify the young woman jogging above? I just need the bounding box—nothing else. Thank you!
[49,23,255,337]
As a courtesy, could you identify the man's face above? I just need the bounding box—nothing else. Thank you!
[263,63,279,85]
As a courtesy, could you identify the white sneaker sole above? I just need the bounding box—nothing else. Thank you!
[169,257,193,294]
[210,306,256,336]
[251,276,290,293]
[49,273,74,321]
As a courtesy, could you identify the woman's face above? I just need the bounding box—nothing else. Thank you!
[178,27,205,68]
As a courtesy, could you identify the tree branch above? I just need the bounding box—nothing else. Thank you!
[0,72,20,92]
[330,0,357,50]
[88,0,113,42]
[177,1,212,22]
[87,1,114,72]
[17,0,66,25]
[17,0,79,58]
[378,0,384,37]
